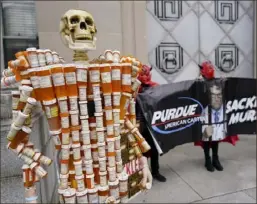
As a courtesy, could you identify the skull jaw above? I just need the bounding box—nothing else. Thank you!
[63,35,97,51]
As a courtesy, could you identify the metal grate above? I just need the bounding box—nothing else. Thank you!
[2,1,37,37]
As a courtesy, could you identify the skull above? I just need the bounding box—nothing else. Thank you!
[60,9,97,51]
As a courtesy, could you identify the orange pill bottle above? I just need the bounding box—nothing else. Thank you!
[89,64,100,84]
[8,126,31,149]
[20,70,30,80]
[100,64,112,94]
[37,67,56,101]
[76,64,88,87]
[121,63,132,93]
[15,51,30,69]
[42,99,61,131]
[76,64,88,101]
[26,48,39,68]
[119,92,132,122]
[50,64,68,98]
[29,68,42,101]
[111,63,122,92]
[63,64,78,97]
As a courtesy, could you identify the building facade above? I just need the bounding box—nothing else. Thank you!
[0,1,256,202]
[1,1,256,81]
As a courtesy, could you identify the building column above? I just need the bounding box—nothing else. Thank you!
[120,1,148,64]
[254,0,257,78]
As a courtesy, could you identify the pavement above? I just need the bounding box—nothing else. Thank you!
[1,134,256,203]
[131,134,256,203]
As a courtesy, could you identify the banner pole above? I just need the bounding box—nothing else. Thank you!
[147,126,163,155]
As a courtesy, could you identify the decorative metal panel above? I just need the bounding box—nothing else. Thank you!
[146,0,254,83]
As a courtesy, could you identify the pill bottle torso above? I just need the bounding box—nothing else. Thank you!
[50,65,67,98]
[37,67,56,101]
[63,64,78,97]
[42,99,61,131]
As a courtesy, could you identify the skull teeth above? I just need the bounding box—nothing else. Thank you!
[77,37,90,40]
[75,35,92,40]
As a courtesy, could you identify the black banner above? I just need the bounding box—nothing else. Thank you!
[225,78,256,135]
[137,78,256,154]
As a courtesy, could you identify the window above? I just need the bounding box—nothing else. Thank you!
[0,1,39,71]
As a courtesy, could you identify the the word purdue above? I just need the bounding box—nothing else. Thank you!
[151,104,198,125]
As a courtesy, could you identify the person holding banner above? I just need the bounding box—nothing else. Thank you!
[136,65,166,182]
[195,61,239,172]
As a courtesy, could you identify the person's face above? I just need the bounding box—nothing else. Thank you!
[210,85,222,110]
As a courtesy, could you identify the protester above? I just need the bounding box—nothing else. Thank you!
[136,65,166,182]
[195,61,239,172]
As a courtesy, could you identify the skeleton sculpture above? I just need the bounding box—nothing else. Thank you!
[1,9,152,204]
[59,9,153,197]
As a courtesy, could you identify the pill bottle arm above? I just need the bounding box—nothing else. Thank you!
[138,155,152,191]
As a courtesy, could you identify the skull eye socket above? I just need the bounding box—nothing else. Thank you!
[85,17,93,26]
[70,16,80,24]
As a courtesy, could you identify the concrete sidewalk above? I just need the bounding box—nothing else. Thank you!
[131,135,256,203]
